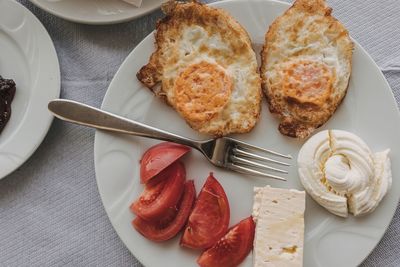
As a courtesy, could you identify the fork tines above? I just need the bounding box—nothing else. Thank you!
[229,140,292,181]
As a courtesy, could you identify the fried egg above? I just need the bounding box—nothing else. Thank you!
[137,1,261,136]
[261,0,353,138]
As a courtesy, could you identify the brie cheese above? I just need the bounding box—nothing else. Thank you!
[253,186,305,267]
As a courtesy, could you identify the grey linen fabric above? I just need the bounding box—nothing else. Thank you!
[0,0,399,266]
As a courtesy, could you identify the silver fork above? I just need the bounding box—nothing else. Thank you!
[48,99,291,181]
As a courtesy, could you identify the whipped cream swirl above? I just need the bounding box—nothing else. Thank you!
[298,130,392,217]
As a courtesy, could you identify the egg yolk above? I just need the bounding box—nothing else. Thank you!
[282,60,333,105]
[174,61,233,124]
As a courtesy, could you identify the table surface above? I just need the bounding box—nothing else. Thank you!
[1,0,399,266]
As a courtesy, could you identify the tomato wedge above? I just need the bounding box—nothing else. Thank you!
[130,161,186,221]
[140,142,190,184]
[132,180,196,242]
[180,173,230,249]
[197,217,255,267]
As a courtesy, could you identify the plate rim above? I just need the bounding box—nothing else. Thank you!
[94,0,400,266]
[0,0,60,179]
[28,0,164,25]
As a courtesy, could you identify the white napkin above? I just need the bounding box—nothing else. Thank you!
[122,0,142,7]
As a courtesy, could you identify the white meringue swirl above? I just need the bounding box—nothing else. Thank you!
[297,130,392,217]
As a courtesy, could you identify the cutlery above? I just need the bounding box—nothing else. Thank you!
[48,99,291,180]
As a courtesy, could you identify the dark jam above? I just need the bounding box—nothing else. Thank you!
[0,76,16,134]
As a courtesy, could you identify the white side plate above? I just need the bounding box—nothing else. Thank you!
[29,0,165,25]
[94,0,400,266]
[0,0,60,179]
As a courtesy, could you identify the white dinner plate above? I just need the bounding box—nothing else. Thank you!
[94,0,400,266]
[29,0,165,25]
[0,0,60,179]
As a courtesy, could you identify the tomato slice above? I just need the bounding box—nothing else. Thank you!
[140,142,190,184]
[130,161,186,221]
[180,173,230,249]
[132,180,196,242]
[197,217,255,267]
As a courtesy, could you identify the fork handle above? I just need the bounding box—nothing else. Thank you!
[48,99,201,149]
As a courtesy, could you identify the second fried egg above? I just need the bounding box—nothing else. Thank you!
[261,0,353,138]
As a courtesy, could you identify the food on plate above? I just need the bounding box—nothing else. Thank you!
[181,173,230,249]
[130,161,186,221]
[261,0,353,138]
[252,186,305,267]
[197,216,255,267]
[137,0,262,136]
[132,180,195,242]
[0,75,16,134]
[298,129,392,217]
[140,142,190,184]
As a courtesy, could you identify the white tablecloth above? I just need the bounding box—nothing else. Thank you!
[1,0,399,266]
